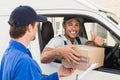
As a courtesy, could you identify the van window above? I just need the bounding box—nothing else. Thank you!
[38,16,120,70]
[47,17,63,36]
[84,22,116,46]
[46,17,117,47]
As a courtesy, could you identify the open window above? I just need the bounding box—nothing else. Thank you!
[38,15,120,74]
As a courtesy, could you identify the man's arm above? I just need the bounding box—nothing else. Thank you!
[40,45,81,64]
[40,47,60,63]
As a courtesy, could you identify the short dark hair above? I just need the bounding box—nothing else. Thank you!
[8,5,46,39]
[9,20,36,39]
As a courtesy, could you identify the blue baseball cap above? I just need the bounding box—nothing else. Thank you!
[9,5,47,27]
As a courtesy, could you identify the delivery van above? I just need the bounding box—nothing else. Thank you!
[0,0,120,80]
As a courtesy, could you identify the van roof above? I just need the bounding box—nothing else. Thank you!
[0,0,101,16]
[38,0,100,10]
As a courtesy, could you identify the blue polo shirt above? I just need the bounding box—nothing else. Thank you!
[0,40,59,80]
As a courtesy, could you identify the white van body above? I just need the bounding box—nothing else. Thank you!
[0,0,120,80]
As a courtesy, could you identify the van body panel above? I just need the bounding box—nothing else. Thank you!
[61,70,120,80]
[0,0,120,80]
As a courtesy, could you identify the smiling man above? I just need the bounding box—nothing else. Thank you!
[41,17,103,65]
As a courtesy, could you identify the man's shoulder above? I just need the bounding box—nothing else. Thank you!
[46,34,65,48]
[52,34,65,40]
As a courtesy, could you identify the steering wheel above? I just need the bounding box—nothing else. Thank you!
[105,43,119,61]
[105,43,119,68]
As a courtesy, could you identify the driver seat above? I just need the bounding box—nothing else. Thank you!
[41,21,54,52]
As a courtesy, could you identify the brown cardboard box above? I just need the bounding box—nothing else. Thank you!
[62,45,105,70]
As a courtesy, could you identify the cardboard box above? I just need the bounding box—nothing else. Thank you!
[62,45,105,70]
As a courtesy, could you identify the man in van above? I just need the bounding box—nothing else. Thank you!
[41,17,104,65]
[0,6,75,80]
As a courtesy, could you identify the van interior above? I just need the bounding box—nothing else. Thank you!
[38,15,120,74]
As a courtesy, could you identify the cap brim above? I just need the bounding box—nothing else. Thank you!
[37,15,47,22]
[64,17,75,22]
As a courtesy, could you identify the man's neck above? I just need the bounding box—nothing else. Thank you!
[14,37,29,48]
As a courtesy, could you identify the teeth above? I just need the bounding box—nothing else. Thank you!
[71,32,76,34]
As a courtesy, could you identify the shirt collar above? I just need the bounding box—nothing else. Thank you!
[9,40,33,58]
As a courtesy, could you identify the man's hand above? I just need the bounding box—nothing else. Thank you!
[57,45,81,65]
[90,31,104,47]
[58,65,75,77]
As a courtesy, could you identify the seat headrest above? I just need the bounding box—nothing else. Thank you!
[41,21,54,51]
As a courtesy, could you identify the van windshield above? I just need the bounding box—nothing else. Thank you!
[99,10,120,25]
[107,12,120,25]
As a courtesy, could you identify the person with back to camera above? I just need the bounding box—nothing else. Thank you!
[0,6,75,80]
[41,17,104,65]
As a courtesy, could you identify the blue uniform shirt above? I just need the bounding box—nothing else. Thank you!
[0,40,59,80]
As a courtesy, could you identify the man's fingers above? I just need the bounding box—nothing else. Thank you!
[70,50,81,64]
[90,31,95,41]
[94,36,104,46]
[67,53,80,65]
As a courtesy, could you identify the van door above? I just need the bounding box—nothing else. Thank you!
[38,15,120,76]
